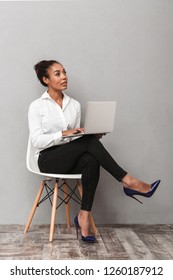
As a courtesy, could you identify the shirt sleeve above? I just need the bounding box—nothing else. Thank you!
[28,101,64,150]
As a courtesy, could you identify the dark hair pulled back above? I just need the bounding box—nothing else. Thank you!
[34,60,61,87]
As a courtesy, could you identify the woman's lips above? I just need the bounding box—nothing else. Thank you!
[61,81,67,86]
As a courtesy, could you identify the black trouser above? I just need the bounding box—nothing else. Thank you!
[38,135,127,211]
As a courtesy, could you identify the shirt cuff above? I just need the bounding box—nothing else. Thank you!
[53,131,63,144]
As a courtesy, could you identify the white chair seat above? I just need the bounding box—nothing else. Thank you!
[26,137,82,179]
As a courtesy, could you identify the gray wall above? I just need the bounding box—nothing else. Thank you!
[1,0,173,224]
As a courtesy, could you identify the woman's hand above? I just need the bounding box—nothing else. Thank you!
[62,128,84,137]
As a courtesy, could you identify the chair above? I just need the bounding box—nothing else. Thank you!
[24,138,97,242]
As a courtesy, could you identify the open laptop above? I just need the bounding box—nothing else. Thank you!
[62,101,116,138]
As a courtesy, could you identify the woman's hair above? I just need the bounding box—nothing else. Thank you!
[34,60,61,87]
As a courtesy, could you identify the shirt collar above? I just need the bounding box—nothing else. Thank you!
[41,91,70,110]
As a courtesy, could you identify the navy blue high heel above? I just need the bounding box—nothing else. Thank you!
[123,180,161,204]
[74,215,96,243]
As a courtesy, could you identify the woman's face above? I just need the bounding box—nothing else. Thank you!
[43,63,68,92]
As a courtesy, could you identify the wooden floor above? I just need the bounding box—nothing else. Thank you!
[0,224,173,260]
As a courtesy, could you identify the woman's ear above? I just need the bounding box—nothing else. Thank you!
[42,76,49,85]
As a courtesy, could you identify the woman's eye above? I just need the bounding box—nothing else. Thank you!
[55,71,67,76]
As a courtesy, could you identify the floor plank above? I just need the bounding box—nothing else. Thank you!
[0,224,173,260]
[115,228,154,259]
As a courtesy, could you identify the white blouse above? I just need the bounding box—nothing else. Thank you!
[28,91,81,159]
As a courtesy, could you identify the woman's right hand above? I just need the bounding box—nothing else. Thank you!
[62,128,84,137]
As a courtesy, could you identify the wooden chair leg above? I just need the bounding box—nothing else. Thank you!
[77,180,98,236]
[24,180,45,234]
[64,182,71,229]
[49,180,58,242]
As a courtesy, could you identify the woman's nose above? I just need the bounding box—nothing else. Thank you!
[61,72,67,78]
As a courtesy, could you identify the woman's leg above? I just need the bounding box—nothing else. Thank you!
[70,153,100,211]
[38,134,150,192]
[70,153,100,237]
[38,135,151,237]
[38,135,127,181]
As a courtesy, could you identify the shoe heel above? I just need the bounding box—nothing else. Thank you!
[75,224,79,239]
[124,180,160,204]
[130,195,143,204]
[74,214,96,243]
[74,215,79,239]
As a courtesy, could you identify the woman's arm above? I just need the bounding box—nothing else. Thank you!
[28,99,83,149]
[28,101,64,149]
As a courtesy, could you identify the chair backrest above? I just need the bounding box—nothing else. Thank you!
[26,137,40,174]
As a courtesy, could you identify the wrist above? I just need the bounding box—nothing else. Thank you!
[62,130,68,136]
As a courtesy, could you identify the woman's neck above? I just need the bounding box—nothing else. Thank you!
[48,89,63,103]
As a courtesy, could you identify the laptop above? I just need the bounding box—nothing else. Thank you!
[62,101,116,138]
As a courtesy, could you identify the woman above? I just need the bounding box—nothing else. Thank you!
[28,60,160,243]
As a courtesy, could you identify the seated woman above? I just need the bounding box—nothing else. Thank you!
[28,60,161,243]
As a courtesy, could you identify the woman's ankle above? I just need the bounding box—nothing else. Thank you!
[121,174,134,188]
[121,174,150,192]
[78,210,91,236]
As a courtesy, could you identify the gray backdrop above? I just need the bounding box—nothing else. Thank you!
[1,0,172,224]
